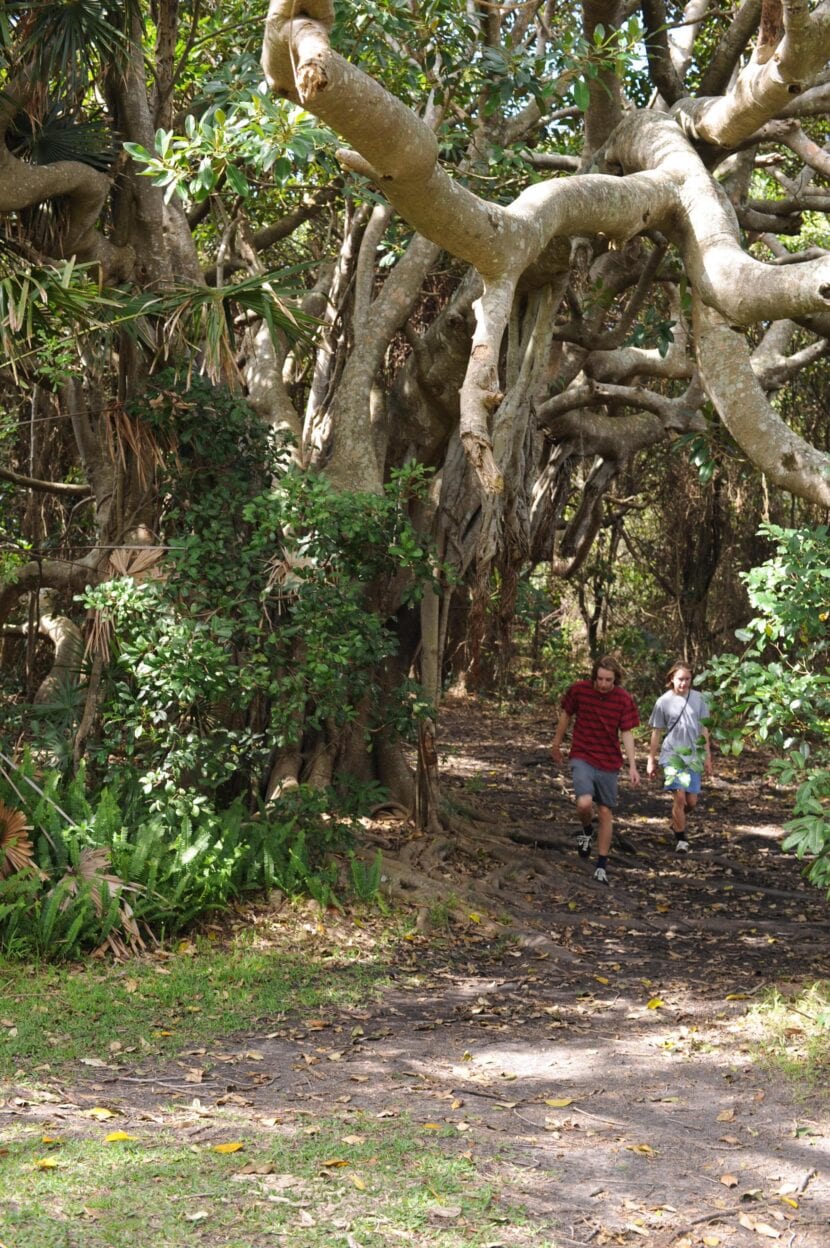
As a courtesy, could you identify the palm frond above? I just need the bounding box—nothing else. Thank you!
[55,846,146,957]
[9,103,118,172]
[17,1,132,91]
[0,11,14,67]
[0,800,42,878]
[107,545,164,581]
[0,245,317,384]
[0,250,109,377]
[134,267,317,381]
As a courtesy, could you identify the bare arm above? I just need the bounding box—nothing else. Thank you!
[550,710,571,764]
[647,727,662,777]
[622,729,641,786]
[702,725,713,776]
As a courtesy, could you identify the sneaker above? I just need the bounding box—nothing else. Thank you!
[593,866,609,885]
[674,838,690,853]
[576,827,594,858]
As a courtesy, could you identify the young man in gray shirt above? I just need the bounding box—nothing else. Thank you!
[646,662,713,852]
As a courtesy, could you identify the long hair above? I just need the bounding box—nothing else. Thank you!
[591,654,624,686]
[665,660,693,688]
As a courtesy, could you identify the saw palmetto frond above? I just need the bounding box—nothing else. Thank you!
[0,800,41,878]
[16,1,134,91]
[55,846,146,958]
[9,104,118,172]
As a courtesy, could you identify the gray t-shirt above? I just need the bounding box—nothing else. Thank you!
[649,689,709,770]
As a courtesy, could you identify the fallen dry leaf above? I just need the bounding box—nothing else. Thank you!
[428,1204,462,1220]
[720,1174,738,1187]
[104,1131,136,1143]
[213,1142,245,1154]
[717,1108,735,1122]
[260,1174,299,1192]
[544,1097,574,1108]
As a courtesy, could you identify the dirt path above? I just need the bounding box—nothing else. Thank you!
[7,698,830,1246]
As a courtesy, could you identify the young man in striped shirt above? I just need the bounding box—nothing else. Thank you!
[550,655,641,885]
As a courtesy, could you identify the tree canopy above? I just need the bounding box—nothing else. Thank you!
[1,0,830,818]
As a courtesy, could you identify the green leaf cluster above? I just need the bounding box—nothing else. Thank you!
[124,94,337,208]
[702,524,830,893]
[78,377,438,804]
[0,758,357,958]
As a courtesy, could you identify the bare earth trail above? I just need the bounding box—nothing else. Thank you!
[11,698,830,1247]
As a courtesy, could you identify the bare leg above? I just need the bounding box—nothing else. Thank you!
[576,794,594,827]
[596,804,613,856]
[671,789,688,834]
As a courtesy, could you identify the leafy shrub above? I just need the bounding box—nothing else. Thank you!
[702,524,830,892]
[0,762,368,959]
[1,379,439,956]
[701,523,830,754]
[82,377,439,804]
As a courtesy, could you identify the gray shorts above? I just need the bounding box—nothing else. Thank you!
[571,758,619,809]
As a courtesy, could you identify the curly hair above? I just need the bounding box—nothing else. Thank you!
[591,654,624,686]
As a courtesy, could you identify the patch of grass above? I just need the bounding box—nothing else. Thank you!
[0,1113,545,1247]
[0,907,394,1079]
[750,980,830,1088]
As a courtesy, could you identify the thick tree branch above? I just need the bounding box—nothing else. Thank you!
[608,113,830,323]
[672,0,830,147]
[642,0,685,105]
[538,381,704,433]
[0,465,91,496]
[697,0,762,97]
[694,298,830,506]
[0,558,101,630]
[204,187,339,285]
[262,0,830,507]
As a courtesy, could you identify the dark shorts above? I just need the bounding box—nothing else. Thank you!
[664,768,702,794]
[571,758,619,809]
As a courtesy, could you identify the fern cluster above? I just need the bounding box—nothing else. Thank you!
[0,761,381,960]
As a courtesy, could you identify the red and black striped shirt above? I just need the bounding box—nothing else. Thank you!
[560,680,640,771]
